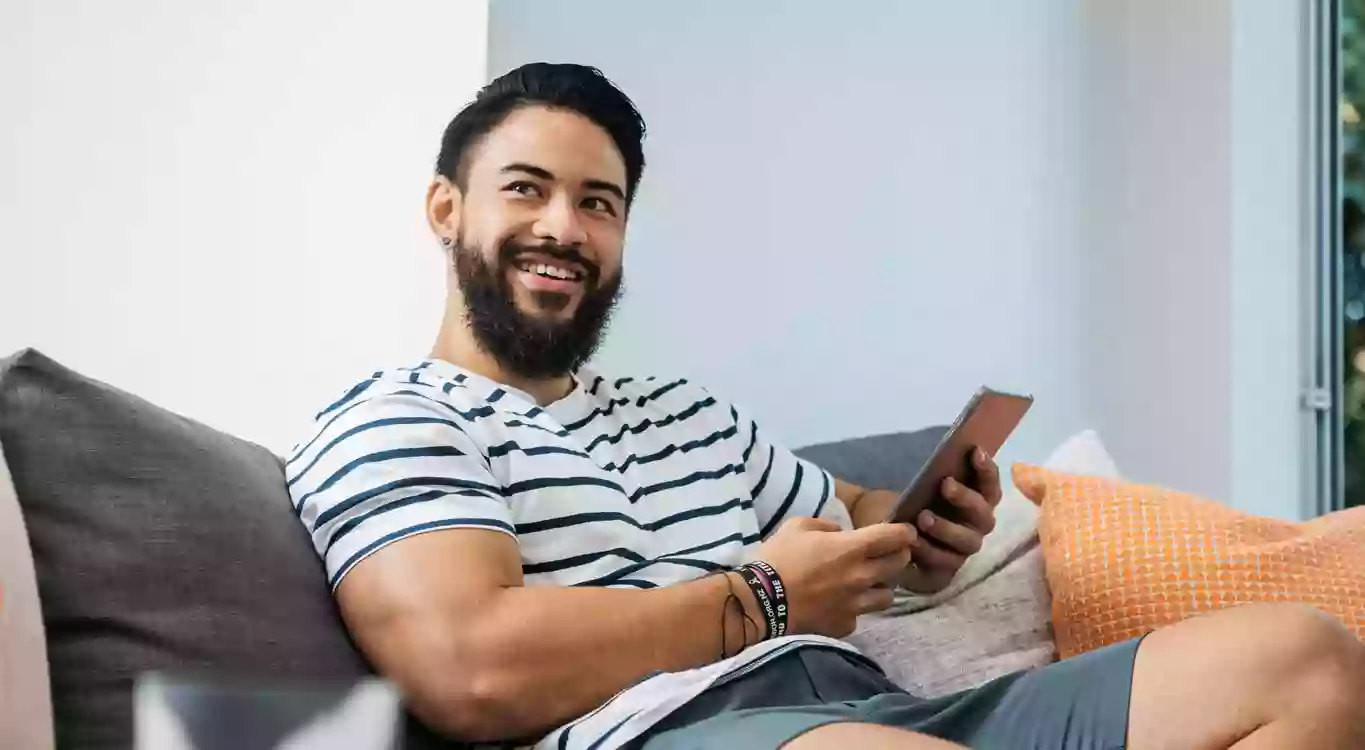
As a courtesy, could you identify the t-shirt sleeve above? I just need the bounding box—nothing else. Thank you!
[731,404,852,537]
[286,390,510,589]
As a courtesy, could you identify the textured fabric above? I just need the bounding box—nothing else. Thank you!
[846,543,1055,698]
[287,358,854,750]
[0,444,53,750]
[0,349,375,749]
[632,640,1140,750]
[288,359,849,590]
[1015,464,1365,658]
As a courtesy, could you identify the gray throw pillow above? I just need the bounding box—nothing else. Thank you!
[795,427,948,492]
[0,349,391,748]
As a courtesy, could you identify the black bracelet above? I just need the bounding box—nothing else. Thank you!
[745,560,789,638]
[736,564,780,640]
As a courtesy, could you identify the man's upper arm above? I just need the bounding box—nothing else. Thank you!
[287,390,515,588]
[287,390,524,721]
[730,403,851,536]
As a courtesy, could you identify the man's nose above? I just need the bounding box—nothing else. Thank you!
[532,195,587,247]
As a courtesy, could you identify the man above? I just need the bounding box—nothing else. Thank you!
[287,63,1365,749]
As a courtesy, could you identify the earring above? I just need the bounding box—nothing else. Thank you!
[440,237,452,247]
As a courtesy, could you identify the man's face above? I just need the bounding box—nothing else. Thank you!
[435,105,628,379]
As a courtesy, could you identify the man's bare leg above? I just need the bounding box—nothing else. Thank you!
[1126,602,1365,749]
[785,722,967,750]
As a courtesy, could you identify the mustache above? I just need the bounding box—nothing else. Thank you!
[498,241,601,284]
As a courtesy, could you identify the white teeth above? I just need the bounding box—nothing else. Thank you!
[522,263,578,281]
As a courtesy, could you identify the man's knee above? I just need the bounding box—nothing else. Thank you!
[1249,603,1364,700]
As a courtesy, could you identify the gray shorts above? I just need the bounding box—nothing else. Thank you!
[630,637,1143,750]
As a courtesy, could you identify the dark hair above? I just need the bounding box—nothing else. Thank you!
[435,62,646,204]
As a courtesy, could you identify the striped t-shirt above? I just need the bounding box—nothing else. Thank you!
[286,358,862,749]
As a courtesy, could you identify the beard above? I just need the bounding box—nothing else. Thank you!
[452,236,624,380]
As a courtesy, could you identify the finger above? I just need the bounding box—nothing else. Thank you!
[851,522,916,557]
[855,585,896,614]
[917,509,984,556]
[866,546,915,584]
[939,477,996,535]
[970,447,1004,507]
[909,534,968,575]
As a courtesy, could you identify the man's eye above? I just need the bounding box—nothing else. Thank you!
[506,182,542,197]
[583,197,617,216]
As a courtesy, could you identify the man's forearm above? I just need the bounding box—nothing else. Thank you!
[427,573,755,742]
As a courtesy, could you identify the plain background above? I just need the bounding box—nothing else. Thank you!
[3,0,1312,518]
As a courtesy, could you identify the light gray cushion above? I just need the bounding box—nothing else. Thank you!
[0,349,375,749]
[795,427,948,492]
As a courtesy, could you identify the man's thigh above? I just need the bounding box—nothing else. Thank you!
[847,637,1139,749]
[636,640,1141,750]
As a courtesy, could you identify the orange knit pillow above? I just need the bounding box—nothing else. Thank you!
[1012,464,1365,659]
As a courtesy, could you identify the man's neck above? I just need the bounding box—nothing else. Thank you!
[430,326,574,407]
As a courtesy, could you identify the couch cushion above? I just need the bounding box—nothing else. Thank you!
[1015,464,1365,658]
[795,427,948,492]
[0,349,374,748]
[0,443,54,749]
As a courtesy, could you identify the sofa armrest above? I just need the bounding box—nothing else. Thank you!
[0,445,54,750]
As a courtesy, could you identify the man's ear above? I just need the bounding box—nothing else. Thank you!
[425,175,463,245]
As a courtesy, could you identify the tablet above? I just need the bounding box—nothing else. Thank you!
[887,386,1034,525]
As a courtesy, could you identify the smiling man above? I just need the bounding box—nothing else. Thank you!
[286,63,1365,750]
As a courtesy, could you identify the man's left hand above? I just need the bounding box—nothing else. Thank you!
[898,447,1002,594]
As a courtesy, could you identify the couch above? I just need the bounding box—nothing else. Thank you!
[0,348,1056,749]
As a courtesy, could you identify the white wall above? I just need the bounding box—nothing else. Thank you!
[489,0,1091,468]
[490,0,1313,517]
[0,0,488,454]
[1081,0,1311,516]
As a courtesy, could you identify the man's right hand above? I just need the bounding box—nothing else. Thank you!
[750,517,917,638]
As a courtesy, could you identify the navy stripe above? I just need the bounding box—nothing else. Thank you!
[486,441,589,461]
[286,416,469,488]
[751,445,776,498]
[600,423,737,474]
[314,376,378,421]
[397,362,433,372]
[506,475,626,496]
[487,388,506,403]
[390,389,497,423]
[636,378,685,407]
[613,376,634,389]
[664,531,747,559]
[310,475,502,527]
[504,419,571,437]
[294,446,469,511]
[287,397,372,466]
[576,540,739,587]
[331,517,513,588]
[324,488,492,552]
[761,462,806,537]
[604,579,658,589]
[586,375,605,395]
[516,497,747,535]
[523,406,544,419]
[740,410,760,464]
[523,546,647,575]
[583,397,717,453]
[407,371,422,384]
[570,554,727,586]
[563,397,630,432]
[812,468,832,519]
[629,462,742,503]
